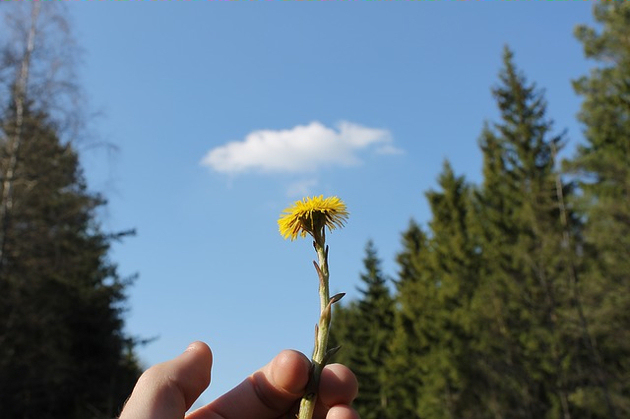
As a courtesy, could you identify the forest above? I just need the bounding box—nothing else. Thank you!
[0,2,629,419]
[0,4,141,418]
[330,3,630,419]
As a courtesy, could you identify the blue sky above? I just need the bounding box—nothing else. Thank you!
[65,1,596,406]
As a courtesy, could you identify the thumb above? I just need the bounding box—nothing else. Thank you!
[119,341,212,419]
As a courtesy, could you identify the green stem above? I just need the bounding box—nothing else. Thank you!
[298,242,330,419]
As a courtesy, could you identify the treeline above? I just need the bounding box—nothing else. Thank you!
[331,4,630,419]
[0,4,140,418]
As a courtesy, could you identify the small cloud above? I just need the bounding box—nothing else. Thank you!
[376,144,405,155]
[201,121,399,175]
[286,178,318,197]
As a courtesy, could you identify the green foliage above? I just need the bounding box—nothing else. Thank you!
[0,106,141,419]
[387,220,431,419]
[472,46,579,419]
[332,16,630,416]
[0,5,142,414]
[420,162,481,419]
[565,2,630,417]
[330,241,395,419]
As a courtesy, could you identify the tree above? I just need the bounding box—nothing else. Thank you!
[330,18,630,417]
[387,220,434,419]
[0,4,140,418]
[0,104,140,418]
[472,47,579,419]
[564,3,630,416]
[330,241,395,419]
[384,163,481,419]
[0,2,84,272]
[416,161,481,419]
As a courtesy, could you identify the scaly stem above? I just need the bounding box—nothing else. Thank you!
[297,241,330,419]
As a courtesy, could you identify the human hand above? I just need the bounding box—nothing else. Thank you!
[119,341,360,419]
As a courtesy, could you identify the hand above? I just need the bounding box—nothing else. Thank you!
[119,341,360,419]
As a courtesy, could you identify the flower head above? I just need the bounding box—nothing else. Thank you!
[278,195,348,242]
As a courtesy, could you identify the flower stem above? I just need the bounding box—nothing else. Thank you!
[297,241,331,419]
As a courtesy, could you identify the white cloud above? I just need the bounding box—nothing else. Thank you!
[201,121,398,174]
[375,144,405,155]
[286,178,319,197]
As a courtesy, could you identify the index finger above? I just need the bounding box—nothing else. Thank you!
[188,350,310,419]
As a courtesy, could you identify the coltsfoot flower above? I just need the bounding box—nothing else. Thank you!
[278,195,349,242]
[277,195,349,419]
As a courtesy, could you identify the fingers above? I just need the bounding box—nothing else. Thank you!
[189,349,310,419]
[188,351,358,419]
[117,342,357,419]
[314,364,359,419]
[324,406,361,419]
[119,341,212,419]
[318,364,358,409]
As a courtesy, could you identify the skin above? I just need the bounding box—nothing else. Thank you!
[119,341,360,419]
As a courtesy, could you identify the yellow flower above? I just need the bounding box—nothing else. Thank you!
[278,195,349,242]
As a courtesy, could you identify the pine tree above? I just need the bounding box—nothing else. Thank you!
[416,161,481,419]
[387,220,433,418]
[472,47,578,419]
[330,241,395,419]
[0,4,141,417]
[564,3,630,416]
[384,163,481,419]
[0,105,140,419]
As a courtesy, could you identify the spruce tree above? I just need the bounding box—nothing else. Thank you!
[385,163,481,419]
[564,3,630,416]
[472,47,577,419]
[0,104,140,419]
[330,241,395,419]
[0,6,142,413]
[417,161,481,419]
[387,221,434,419]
